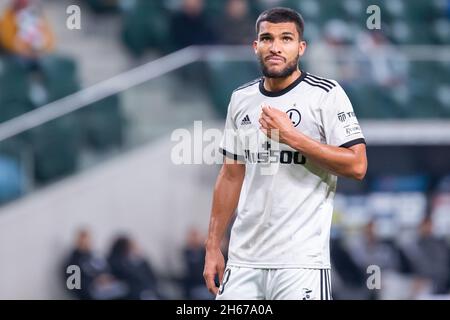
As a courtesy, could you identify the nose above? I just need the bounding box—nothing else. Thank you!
[269,39,282,54]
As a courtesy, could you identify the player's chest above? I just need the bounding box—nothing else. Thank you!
[235,98,322,140]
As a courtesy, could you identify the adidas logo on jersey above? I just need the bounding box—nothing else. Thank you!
[241,115,252,125]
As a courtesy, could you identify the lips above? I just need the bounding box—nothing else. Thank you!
[265,55,285,63]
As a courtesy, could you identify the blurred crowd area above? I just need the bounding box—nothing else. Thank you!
[63,196,450,300]
[75,0,450,119]
[62,227,220,300]
[332,174,450,299]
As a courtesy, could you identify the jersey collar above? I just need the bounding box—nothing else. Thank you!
[259,70,307,97]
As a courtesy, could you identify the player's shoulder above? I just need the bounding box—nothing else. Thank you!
[302,72,340,94]
[232,77,262,95]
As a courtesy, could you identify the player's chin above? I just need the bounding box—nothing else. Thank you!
[264,66,286,78]
[265,62,285,70]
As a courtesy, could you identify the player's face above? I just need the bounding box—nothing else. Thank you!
[254,22,306,78]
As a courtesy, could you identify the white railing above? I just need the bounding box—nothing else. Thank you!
[0,46,201,142]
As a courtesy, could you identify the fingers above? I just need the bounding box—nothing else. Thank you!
[261,105,273,116]
[218,264,225,285]
[259,116,269,129]
[261,108,273,123]
[261,112,272,123]
[260,107,273,127]
[262,105,286,119]
[259,114,273,138]
[204,271,218,295]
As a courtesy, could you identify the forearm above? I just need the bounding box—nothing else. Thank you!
[206,165,244,250]
[285,130,366,180]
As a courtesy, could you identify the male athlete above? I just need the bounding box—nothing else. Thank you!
[203,7,367,300]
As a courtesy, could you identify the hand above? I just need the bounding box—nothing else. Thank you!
[203,247,225,296]
[259,105,296,144]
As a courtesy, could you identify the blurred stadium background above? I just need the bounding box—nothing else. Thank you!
[0,0,449,299]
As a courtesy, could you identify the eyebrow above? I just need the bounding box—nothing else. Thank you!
[259,32,295,38]
[259,33,272,38]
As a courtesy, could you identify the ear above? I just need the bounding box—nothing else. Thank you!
[298,40,307,57]
[253,40,258,54]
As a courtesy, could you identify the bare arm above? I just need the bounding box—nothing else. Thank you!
[285,131,367,180]
[203,159,245,295]
[260,106,367,180]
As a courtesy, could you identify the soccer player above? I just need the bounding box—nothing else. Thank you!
[203,7,367,300]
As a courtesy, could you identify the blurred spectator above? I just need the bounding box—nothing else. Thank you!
[0,0,59,108]
[307,20,362,87]
[169,0,216,50]
[62,229,127,300]
[181,228,211,299]
[402,215,450,297]
[0,0,54,67]
[356,30,409,89]
[108,235,163,300]
[348,219,413,299]
[350,220,404,272]
[215,0,255,45]
[329,228,372,300]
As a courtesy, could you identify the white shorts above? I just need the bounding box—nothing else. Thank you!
[216,266,332,300]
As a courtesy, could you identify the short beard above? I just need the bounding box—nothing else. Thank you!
[259,54,299,79]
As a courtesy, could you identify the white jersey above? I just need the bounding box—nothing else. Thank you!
[219,71,365,269]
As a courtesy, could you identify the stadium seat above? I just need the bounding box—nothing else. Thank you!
[21,55,83,184]
[403,0,436,22]
[121,1,170,55]
[84,0,121,13]
[432,19,450,44]
[30,114,81,184]
[205,61,260,117]
[348,85,401,119]
[204,1,226,16]
[290,0,321,22]
[435,84,450,117]
[39,55,80,104]
[383,0,406,19]
[0,59,34,159]
[81,95,124,151]
[288,0,346,24]
[0,58,33,122]
[407,62,444,118]
[315,0,346,23]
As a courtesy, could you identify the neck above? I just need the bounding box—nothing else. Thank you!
[264,69,302,92]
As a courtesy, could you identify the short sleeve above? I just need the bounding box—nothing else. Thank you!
[321,84,366,148]
[219,94,245,161]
